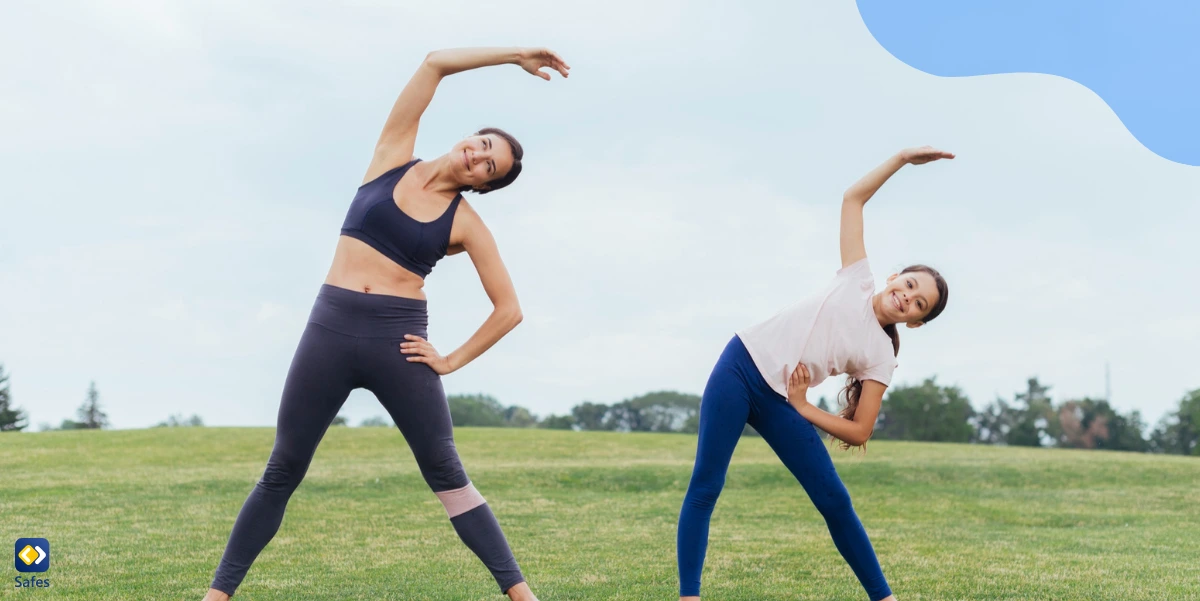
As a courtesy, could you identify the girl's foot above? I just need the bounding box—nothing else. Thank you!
[201,588,230,601]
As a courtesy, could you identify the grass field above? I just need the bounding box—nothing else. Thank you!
[2,427,1198,600]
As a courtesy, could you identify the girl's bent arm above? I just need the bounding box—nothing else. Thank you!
[795,380,887,447]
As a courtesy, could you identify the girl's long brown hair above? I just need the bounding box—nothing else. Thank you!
[835,265,949,450]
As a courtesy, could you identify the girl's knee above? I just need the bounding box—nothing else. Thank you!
[684,478,725,510]
[812,486,855,520]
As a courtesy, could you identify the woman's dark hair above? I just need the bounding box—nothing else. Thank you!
[835,264,949,450]
[462,127,523,194]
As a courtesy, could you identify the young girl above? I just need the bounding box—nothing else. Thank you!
[202,47,569,601]
[676,146,953,601]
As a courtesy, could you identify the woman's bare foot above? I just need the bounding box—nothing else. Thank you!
[201,588,230,601]
[507,581,539,601]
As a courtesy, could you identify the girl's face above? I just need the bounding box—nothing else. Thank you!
[880,271,940,327]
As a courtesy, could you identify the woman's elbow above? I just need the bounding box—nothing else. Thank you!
[422,51,447,75]
[501,305,523,329]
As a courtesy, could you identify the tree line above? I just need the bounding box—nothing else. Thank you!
[1,361,1196,456]
[444,378,1199,456]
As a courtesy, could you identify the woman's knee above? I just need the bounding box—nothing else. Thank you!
[259,451,312,492]
[434,482,487,518]
[416,444,469,491]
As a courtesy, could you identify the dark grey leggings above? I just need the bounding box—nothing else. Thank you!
[210,284,523,596]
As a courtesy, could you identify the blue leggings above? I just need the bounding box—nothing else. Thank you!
[677,335,891,600]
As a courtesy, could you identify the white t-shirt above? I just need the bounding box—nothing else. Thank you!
[736,257,897,399]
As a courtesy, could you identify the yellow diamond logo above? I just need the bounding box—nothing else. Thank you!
[18,545,37,566]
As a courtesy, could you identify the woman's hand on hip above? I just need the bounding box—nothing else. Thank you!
[784,363,812,412]
[517,48,570,80]
[401,335,455,375]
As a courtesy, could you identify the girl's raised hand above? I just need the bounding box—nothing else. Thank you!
[899,146,955,165]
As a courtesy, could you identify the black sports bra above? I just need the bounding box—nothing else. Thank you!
[340,159,461,279]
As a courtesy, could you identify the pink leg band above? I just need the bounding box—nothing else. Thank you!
[435,482,487,518]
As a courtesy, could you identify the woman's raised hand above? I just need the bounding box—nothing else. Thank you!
[517,48,570,80]
[899,146,955,165]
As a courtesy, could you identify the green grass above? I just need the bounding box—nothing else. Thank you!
[2,427,1198,600]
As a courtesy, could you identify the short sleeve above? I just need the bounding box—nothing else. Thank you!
[835,257,875,294]
[855,359,896,387]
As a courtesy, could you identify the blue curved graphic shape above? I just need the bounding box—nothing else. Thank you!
[856,1,1200,166]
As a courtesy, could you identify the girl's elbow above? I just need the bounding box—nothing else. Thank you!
[857,426,876,446]
[845,426,872,447]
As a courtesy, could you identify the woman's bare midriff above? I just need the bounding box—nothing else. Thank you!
[324,236,428,300]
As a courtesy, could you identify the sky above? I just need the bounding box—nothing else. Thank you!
[2,0,1197,431]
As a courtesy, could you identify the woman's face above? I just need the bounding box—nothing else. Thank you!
[450,134,515,190]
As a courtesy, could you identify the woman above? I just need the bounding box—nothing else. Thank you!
[676,147,953,601]
[203,47,570,601]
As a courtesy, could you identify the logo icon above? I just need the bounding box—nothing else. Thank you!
[14,539,49,573]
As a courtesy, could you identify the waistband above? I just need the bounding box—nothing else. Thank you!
[725,334,786,403]
[307,284,428,338]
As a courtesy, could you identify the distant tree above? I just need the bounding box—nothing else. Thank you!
[875,378,975,443]
[603,400,644,432]
[330,414,349,426]
[571,402,611,431]
[1007,378,1056,447]
[76,381,109,430]
[0,364,29,432]
[1056,399,1109,449]
[539,414,576,430]
[359,416,393,427]
[154,414,205,428]
[602,391,700,433]
[1055,398,1148,452]
[681,413,700,434]
[1105,409,1150,453]
[447,394,506,427]
[1149,388,1200,456]
[635,391,701,432]
[972,397,1016,444]
[502,405,538,428]
[58,419,86,430]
